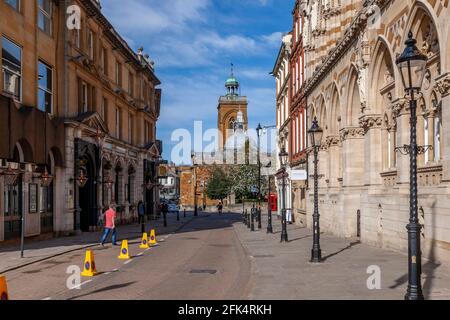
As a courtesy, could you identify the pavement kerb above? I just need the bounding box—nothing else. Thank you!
[1,214,198,275]
[231,216,258,300]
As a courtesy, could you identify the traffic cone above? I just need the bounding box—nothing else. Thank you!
[118,240,131,260]
[139,233,150,249]
[0,276,9,300]
[149,229,158,246]
[81,250,98,277]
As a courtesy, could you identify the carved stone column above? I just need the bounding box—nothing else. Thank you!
[340,127,365,187]
[360,114,383,186]
[392,99,411,184]
[434,73,450,180]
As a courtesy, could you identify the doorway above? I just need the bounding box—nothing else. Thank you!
[4,176,23,240]
[78,156,97,232]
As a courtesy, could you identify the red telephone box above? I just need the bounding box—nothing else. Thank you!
[270,194,278,212]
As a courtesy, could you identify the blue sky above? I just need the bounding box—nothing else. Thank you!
[102,0,294,163]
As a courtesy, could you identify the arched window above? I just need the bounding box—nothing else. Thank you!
[432,93,442,162]
[228,118,236,130]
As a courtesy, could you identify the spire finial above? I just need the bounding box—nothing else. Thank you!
[230,62,234,77]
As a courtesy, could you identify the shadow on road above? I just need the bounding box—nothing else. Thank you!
[68,281,137,300]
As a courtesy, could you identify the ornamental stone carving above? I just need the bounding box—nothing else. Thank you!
[434,73,450,97]
[391,98,410,118]
[340,127,365,141]
[325,135,341,148]
[359,115,383,132]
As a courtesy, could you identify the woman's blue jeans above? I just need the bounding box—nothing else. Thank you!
[100,228,117,245]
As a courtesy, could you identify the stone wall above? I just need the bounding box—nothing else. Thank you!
[303,0,450,264]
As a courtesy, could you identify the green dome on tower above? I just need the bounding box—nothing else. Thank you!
[225,76,239,87]
[225,63,239,97]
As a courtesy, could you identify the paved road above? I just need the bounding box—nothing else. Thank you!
[5,213,252,300]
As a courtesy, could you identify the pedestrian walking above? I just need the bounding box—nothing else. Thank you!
[100,204,118,246]
[217,201,223,215]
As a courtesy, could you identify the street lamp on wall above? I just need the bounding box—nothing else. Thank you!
[396,31,428,301]
[279,147,289,243]
[76,170,89,188]
[1,164,20,187]
[308,117,323,263]
[40,167,54,187]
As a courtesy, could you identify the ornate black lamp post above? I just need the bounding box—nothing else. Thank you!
[191,151,198,217]
[396,31,428,301]
[308,117,324,263]
[256,123,263,229]
[279,147,289,243]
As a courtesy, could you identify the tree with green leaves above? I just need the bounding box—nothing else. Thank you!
[229,165,268,201]
[205,166,232,202]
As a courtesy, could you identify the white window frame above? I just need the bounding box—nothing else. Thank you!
[38,0,52,35]
[38,60,53,113]
[82,82,88,112]
[2,36,22,102]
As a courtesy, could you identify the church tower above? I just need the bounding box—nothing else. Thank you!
[217,65,248,150]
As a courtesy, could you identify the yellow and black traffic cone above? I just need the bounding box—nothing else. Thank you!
[139,233,150,249]
[149,229,158,246]
[81,250,98,277]
[118,240,131,260]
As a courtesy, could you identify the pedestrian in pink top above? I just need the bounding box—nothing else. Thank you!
[100,204,118,246]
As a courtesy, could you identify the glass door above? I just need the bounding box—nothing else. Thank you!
[40,183,54,234]
[4,177,23,240]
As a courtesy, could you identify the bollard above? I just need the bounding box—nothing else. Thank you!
[247,210,251,229]
[177,211,180,221]
[184,209,186,218]
[258,208,262,229]
[163,212,167,227]
[251,209,255,232]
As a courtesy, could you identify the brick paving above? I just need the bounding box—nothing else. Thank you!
[234,211,450,300]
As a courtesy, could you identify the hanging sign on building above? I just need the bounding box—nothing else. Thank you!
[289,170,308,181]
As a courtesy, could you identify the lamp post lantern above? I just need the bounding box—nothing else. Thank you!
[396,31,427,301]
[308,117,324,263]
[279,147,289,243]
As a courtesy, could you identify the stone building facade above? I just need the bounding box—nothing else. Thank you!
[302,0,450,264]
[64,0,162,232]
[0,0,162,241]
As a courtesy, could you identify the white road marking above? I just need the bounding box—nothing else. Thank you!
[124,260,132,265]
[145,248,151,251]
[42,297,52,300]
[112,268,118,272]
[137,253,144,257]
[104,272,111,275]
[70,280,92,290]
